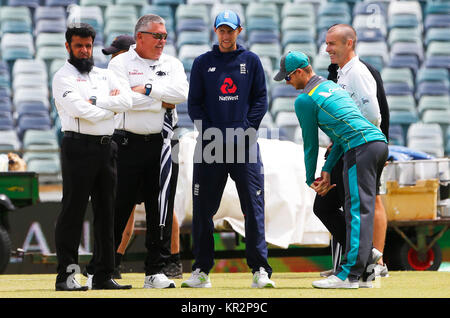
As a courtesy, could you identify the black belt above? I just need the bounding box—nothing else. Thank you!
[113,129,161,142]
[64,131,113,144]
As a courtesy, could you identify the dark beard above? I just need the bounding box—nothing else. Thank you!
[68,50,94,74]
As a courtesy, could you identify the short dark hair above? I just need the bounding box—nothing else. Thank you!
[65,23,96,45]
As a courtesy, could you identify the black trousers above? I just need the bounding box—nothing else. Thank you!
[112,130,174,276]
[55,134,117,284]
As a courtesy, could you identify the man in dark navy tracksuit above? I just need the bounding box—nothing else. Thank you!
[182,10,275,288]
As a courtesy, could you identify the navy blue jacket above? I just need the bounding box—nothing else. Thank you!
[188,44,268,136]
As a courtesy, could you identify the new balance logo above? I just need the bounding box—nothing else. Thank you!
[208,67,216,72]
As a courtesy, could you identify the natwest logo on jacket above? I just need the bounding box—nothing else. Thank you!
[220,77,237,94]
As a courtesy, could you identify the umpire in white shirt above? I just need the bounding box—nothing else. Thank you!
[107,14,188,288]
[52,23,132,291]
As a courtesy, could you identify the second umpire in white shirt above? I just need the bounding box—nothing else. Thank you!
[107,14,188,288]
[53,23,132,291]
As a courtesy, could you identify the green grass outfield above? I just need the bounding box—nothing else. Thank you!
[0,271,449,298]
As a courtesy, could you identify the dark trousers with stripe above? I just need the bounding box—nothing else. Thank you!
[335,141,388,281]
[191,142,272,276]
[112,131,172,276]
[55,135,117,284]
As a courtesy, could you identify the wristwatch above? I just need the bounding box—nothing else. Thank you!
[145,83,152,96]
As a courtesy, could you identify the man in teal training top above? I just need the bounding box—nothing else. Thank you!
[274,51,388,289]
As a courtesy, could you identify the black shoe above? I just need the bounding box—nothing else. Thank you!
[162,261,183,279]
[92,279,132,290]
[55,279,89,291]
[112,266,122,279]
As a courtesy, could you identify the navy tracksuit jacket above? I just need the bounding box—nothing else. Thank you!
[187,44,272,275]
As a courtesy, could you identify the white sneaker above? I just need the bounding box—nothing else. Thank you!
[181,269,212,288]
[374,263,389,277]
[370,248,383,265]
[312,275,359,289]
[251,267,275,288]
[143,273,175,289]
[319,269,334,277]
[86,273,93,290]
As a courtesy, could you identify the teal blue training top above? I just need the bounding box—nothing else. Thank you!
[294,75,387,186]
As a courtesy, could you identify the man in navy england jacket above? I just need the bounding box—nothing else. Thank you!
[182,10,275,289]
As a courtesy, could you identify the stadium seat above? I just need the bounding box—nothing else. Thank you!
[418,95,450,116]
[270,97,295,118]
[422,109,450,134]
[0,98,12,113]
[388,124,405,146]
[388,27,422,46]
[34,19,66,35]
[153,0,184,5]
[282,2,315,18]
[386,95,416,112]
[35,33,66,49]
[389,110,419,142]
[176,102,187,114]
[210,2,245,25]
[274,111,299,142]
[13,74,48,92]
[425,55,450,70]
[104,19,135,36]
[281,16,316,36]
[425,27,450,46]
[0,129,21,151]
[23,129,59,151]
[248,31,279,46]
[270,85,301,100]
[425,1,450,16]
[1,20,32,34]
[17,113,52,140]
[36,46,68,63]
[176,4,210,24]
[67,5,104,34]
[384,82,414,96]
[0,111,14,131]
[26,157,62,182]
[115,0,147,9]
[0,5,32,23]
[176,31,210,49]
[34,6,66,21]
[15,101,49,114]
[353,13,387,37]
[424,14,450,30]
[356,41,389,68]
[247,17,279,34]
[416,82,449,100]
[388,14,422,30]
[388,0,422,22]
[176,18,208,33]
[141,4,174,23]
[104,5,138,22]
[13,87,49,109]
[356,28,385,42]
[250,43,282,68]
[0,33,35,62]
[381,67,414,89]
[407,122,443,145]
[317,15,351,34]
[426,41,450,58]
[7,0,40,8]
[45,0,77,7]
[390,41,424,63]
[246,2,279,22]
[389,54,420,76]
[353,1,387,18]
[178,44,210,61]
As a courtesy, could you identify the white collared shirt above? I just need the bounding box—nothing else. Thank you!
[337,56,381,128]
[108,44,189,134]
[52,61,132,135]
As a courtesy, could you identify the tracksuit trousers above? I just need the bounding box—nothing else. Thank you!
[317,141,388,281]
[191,141,272,276]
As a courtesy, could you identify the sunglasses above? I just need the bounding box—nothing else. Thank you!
[285,69,297,81]
[140,31,168,40]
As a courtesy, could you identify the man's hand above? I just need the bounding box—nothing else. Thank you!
[110,89,120,96]
[162,102,175,109]
[310,171,336,196]
[131,85,145,94]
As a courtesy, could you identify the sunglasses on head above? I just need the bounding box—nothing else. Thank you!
[285,69,297,81]
[140,31,168,40]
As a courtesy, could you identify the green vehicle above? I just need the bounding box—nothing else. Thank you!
[0,172,39,273]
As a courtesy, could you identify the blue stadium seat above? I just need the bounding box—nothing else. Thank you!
[425,1,450,16]
[7,0,39,8]
[34,6,66,21]
[176,18,207,33]
[271,85,302,100]
[17,113,52,140]
[425,14,450,30]
[384,83,414,96]
[425,55,450,70]
[388,124,405,146]
[16,101,49,115]
[390,41,424,63]
[34,19,66,35]
[389,110,419,142]
[416,67,449,87]
[153,0,183,5]
[0,111,14,130]
[0,129,21,151]
[425,27,450,46]
[353,1,387,17]
[0,98,12,113]
[176,31,210,49]
[176,113,193,129]
[388,55,420,76]
[388,14,421,30]
[247,17,279,34]
[176,102,187,114]
[248,31,279,46]
[356,28,385,42]
[1,20,32,34]
[45,0,77,6]
[416,82,449,100]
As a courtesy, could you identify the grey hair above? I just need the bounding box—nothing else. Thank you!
[134,14,165,38]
